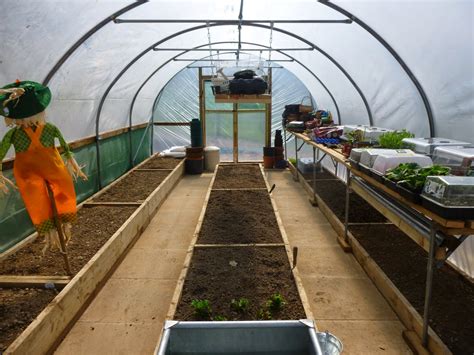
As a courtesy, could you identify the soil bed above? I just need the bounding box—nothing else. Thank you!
[350,224,474,354]
[197,190,282,244]
[95,170,170,202]
[0,206,137,276]
[140,156,182,170]
[310,179,387,223]
[174,246,305,321]
[213,164,266,189]
[0,288,57,352]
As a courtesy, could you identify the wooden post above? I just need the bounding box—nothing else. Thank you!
[46,182,73,276]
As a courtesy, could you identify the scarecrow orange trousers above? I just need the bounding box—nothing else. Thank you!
[13,125,76,234]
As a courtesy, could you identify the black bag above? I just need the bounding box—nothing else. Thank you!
[229,78,268,95]
[284,104,300,114]
[233,69,256,79]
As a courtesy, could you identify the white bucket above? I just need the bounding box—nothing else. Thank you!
[204,146,220,171]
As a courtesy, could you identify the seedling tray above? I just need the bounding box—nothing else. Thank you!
[421,196,474,220]
[396,184,422,204]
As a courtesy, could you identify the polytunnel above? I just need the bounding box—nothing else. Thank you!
[0,0,473,354]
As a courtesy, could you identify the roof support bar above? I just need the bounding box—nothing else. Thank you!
[173,58,294,62]
[318,0,435,136]
[97,23,371,187]
[237,0,244,60]
[130,41,342,134]
[114,19,352,24]
[153,47,314,51]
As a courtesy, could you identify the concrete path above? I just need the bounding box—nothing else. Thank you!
[266,170,412,355]
[55,174,213,355]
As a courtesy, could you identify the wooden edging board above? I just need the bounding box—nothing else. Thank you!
[4,157,185,355]
[259,164,315,321]
[289,164,451,354]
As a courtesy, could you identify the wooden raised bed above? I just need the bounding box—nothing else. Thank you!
[0,155,184,354]
[167,163,312,323]
[289,162,461,354]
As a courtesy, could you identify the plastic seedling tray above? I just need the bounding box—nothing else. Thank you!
[421,196,474,220]
[396,184,422,204]
[348,158,360,170]
[359,163,372,176]
[370,169,385,183]
[383,177,398,192]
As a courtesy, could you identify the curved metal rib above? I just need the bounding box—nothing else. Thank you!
[318,0,435,136]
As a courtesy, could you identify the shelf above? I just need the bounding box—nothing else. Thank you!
[214,94,271,103]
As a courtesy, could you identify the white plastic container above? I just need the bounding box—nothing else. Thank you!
[359,149,413,168]
[432,146,474,176]
[204,146,220,171]
[342,125,393,142]
[372,153,433,175]
[402,137,471,155]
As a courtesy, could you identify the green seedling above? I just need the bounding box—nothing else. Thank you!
[213,315,228,321]
[266,293,286,312]
[230,298,250,313]
[191,299,211,319]
[385,163,450,192]
[378,129,414,149]
[257,308,272,320]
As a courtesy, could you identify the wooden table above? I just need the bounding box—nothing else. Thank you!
[285,129,473,348]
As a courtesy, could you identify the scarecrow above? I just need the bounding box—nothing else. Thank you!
[0,80,87,256]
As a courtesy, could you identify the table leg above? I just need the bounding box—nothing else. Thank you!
[312,146,317,206]
[422,223,437,347]
[344,167,350,242]
[294,135,299,181]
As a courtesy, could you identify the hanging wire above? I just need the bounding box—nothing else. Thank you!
[206,21,215,76]
[268,22,274,72]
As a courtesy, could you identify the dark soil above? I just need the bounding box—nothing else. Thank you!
[174,247,306,321]
[350,225,474,354]
[0,288,57,352]
[140,156,182,169]
[197,190,282,244]
[0,206,136,276]
[311,179,387,223]
[95,170,170,202]
[213,164,266,189]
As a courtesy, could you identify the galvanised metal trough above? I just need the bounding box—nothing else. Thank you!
[155,320,342,355]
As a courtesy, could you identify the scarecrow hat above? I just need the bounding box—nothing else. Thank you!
[0,81,51,119]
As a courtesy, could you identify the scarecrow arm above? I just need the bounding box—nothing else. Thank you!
[0,128,17,193]
[52,124,87,181]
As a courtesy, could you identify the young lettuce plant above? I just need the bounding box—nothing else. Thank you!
[191,299,212,320]
[230,298,250,314]
[378,130,414,149]
[266,293,286,312]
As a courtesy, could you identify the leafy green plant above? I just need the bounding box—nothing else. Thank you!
[256,308,272,320]
[378,130,414,149]
[213,315,227,321]
[385,163,450,192]
[266,293,286,312]
[345,129,365,144]
[191,299,212,319]
[230,298,250,314]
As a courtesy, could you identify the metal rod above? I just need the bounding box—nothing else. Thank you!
[46,182,72,276]
[344,166,351,242]
[312,146,317,205]
[114,19,352,24]
[318,1,435,136]
[237,0,244,60]
[187,65,282,69]
[284,129,287,161]
[294,135,299,181]
[173,58,294,62]
[153,47,314,51]
[422,223,437,346]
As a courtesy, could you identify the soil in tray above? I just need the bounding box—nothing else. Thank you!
[197,190,282,244]
[213,164,266,189]
[0,206,137,276]
[174,247,305,321]
[311,179,387,223]
[0,288,57,352]
[139,156,182,170]
[350,225,474,354]
[94,170,170,202]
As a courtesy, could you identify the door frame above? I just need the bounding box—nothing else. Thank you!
[199,69,272,163]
